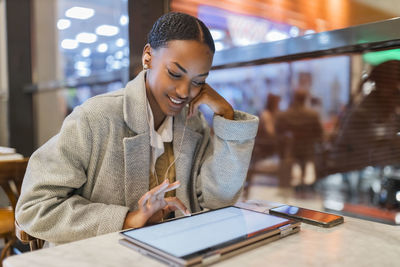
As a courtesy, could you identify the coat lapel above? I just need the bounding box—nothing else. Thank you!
[123,70,150,210]
[174,111,202,213]
[123,134,150,210]
[123,70,148,134]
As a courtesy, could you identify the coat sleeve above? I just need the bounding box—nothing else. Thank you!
[195,110,259,209]
[15,106,129,244]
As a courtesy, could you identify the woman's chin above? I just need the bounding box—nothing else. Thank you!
[163,105,184,117]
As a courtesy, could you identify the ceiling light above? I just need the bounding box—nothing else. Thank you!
[77,68,91,77]
[61,39,78,50]
[115,51,123,59]
[57,19,71,30]
[65,7,95,20]
[76,32,97,44]
[74,61,89,70]
[112,61,122,70]
[81,48,91,57]
[96,25,119,36]
[97,43,108,53]
[120,15,129,26]
[115,38,126,47]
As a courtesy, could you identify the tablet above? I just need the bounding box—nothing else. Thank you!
[119,206,300,266]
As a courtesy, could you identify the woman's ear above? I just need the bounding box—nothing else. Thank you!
[142,44,152,69]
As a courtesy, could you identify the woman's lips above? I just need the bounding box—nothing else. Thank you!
[167,95,186,109]
[169,96,184,104]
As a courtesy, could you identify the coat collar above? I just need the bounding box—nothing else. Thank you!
[123,70,148,134]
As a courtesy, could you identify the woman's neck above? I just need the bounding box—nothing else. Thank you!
[145,76,166,130]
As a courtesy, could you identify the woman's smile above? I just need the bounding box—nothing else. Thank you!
[167,94,186,110]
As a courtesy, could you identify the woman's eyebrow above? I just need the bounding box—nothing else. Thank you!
[173,62,187,73]
[173,62,209,77]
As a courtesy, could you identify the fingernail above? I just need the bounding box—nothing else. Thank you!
[185,210,191,216]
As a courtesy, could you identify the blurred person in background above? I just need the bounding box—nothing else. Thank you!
[252,93,281,161]
[276,89,323,192]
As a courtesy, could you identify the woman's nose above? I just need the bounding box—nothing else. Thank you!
[176,83,189,99]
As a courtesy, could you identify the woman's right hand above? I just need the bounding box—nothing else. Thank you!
[187,83,234,120]
[123,179,190,229]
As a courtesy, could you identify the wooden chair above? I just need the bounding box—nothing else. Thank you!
[14,220,44,251]
[0,158,43,264]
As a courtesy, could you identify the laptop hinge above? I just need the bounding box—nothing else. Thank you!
[202,252,221,265]
[279,225,293,237]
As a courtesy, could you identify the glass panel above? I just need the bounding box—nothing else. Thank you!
[31,0,129,146]
[56,0,130,112]
[205,51,400,224]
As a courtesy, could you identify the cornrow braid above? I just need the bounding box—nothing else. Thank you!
[147,12,215,53]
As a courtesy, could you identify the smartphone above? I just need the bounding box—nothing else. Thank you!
[269,205,344,228]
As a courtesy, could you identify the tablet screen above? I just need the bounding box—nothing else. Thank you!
[122,206,290,258]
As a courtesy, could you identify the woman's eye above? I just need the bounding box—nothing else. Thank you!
[168,70,181,78]
[192,81,205,87]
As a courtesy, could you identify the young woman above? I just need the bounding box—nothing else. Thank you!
[16,12,258,244]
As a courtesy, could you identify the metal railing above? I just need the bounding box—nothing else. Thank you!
[212,17,400,69]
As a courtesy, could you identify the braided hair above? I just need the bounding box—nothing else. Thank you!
[147,12,215,54]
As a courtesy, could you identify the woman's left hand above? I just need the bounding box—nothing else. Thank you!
[137,180,190,222]
[123,180,190,229]
[188,83,234,120]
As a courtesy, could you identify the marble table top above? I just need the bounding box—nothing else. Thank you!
[3,201,400,267]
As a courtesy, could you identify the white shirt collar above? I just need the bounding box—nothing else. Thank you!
[146,100,173,172]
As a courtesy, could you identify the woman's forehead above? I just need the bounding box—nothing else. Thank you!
[153,40,213,74]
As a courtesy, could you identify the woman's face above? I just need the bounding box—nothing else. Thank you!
[144,40,213,117]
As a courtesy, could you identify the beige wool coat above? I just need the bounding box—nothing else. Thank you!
[15,71,259,244]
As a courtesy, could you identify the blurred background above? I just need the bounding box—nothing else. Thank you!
[1,0,400,227]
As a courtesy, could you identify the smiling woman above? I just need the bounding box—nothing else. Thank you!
[144,40,214,125]
[15,12,259,245]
